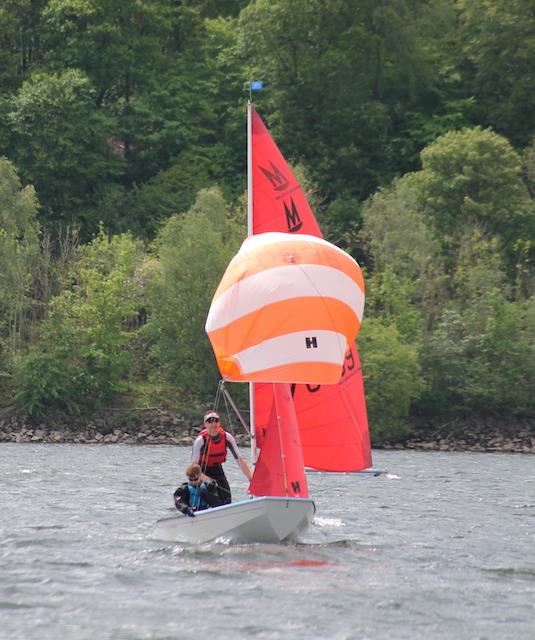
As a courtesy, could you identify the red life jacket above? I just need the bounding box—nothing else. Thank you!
[199,428,227,466]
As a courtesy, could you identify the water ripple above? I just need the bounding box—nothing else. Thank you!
[1,444,534,640]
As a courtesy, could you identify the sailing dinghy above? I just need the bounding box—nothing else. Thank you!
[153,101,371,544]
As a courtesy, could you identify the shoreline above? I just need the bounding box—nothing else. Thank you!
[380,417,535,454]
[0,408,534,453]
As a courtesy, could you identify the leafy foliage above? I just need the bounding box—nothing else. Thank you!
[237,0,466,199]
[7,69,123,235]
[0,157,40,379]
[146,187,242,401]
[15,232,142,416]
[0,0,535,427]
[458,0,535,146]
[419,295,535,417]
[410,127,535,268]
[358,319,425,443]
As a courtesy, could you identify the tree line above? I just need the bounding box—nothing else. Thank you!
[1,1,534,442]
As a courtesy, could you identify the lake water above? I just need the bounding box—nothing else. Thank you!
[1,444,534,640]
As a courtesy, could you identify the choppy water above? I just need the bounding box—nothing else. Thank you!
[1,444,534,640]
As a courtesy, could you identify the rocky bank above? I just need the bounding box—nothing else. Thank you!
[0,407,249,446]
[0,407,534,453]
[381,417,535,454]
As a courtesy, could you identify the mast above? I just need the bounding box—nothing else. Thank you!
[247,99,253,237]
[246,98,256,465]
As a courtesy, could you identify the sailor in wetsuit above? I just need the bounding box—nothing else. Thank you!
[173,463,221,516]
[191,411,252,504]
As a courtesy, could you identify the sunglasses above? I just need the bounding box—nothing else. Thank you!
[205,417,220,423]
[188,476,200,481]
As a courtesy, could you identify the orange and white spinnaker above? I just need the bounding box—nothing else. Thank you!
[205,232,365,384]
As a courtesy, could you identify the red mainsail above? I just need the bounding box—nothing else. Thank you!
[251,107,322,237]
[250,106,372,472]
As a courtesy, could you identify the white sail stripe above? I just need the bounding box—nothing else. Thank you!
[239,232,356,265]
[234,331,348,376]
[206,264,364,333]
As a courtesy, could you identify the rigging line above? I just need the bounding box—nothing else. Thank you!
[220,382,251,437]
[220,389,236,439]
[200,380,227,477]
[199,383,236,493]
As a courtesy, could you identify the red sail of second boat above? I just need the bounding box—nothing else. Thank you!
[250,106,372,473]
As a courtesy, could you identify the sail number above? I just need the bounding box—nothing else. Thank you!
[291,348,355,396]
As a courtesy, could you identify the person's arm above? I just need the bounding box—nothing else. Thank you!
[226,432,252,480]
[173,485,195,517]
[191,436,203,463]
[203,480,222,507]
[238,455,252,481]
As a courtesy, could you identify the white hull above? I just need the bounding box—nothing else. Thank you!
[152,496,316,544]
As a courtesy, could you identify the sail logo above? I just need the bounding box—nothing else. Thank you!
[260,161,289,191]
[284,198,303,232]
[291,481,301,494]
[305,336,318,349]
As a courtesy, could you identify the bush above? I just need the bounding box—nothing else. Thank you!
[15,232,142,416]
[359,318,424,444]
[418,295,535,417]
[146,187,242,401]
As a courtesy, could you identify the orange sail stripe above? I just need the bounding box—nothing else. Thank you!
[224,360,342,385]
[212,237,364,302]
[208,297,360,361]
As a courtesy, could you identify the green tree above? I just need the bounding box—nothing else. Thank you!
[147,187,242,401]
[15,231,142,416]
[8,69,123,235]
[359,318,424,443]
[41,0,173,105]
[0,0,47,89]
[458,0,535,146]
[238,0,466,199]
[361,177,446,331]
[408,127,535,278]
[125,154,212,238]
[0,157,40,380]
[417,229,535,416]
[419,295,535,417]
